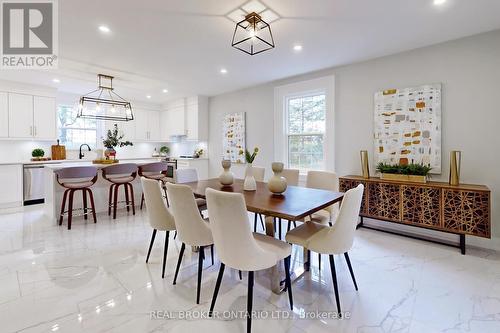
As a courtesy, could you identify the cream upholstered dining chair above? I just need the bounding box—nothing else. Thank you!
[306,170,340,225]
[206,188,293,333]
[285,184,364,316]
[251,166,266,232]
[166,183,214,304]
[141,177,176,279]
[174,168,207,213]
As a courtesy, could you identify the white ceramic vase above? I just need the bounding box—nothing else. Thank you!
[219,159,234,186]
[243,163,257,191]
[268,162,287,195]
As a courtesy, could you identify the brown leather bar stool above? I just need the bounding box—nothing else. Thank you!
[55,166,98,230]
[102,163,138,219]
[138,162,169,209]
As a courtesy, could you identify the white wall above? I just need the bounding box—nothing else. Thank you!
[208,29,500,245]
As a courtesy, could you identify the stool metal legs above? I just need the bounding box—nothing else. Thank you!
[59,187,97,230]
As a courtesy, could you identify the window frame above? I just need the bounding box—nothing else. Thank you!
[284,92,326,172]
[274,76,335,177]
[57,104,104,150]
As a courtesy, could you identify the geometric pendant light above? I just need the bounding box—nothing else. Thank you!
[231,12,275,55]
[77,74,134,121]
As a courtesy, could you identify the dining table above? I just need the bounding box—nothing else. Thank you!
[183,178,345,294]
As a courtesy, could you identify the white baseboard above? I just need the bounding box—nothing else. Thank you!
[361,218,500,252]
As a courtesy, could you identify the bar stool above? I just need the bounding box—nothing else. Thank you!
[138,162,169,209]
[102,163,138,219]
[55,166,98,230]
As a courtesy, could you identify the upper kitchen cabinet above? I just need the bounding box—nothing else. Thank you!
[8,93,33,138]
[33,96,57,140]
[7,92,56,140]
[185,96,208,141]
[135,109,161,142]
[0,92,8,138]
[160,96,208,141]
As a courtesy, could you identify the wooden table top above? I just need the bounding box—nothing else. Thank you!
[183,178,344,221]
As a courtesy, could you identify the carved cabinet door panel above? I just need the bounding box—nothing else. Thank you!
[443,189,490,237]
[367,182,401,222]
[401,186,441,228]
[339,179,367,215]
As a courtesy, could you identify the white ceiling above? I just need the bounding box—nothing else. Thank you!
[1,0,500,104]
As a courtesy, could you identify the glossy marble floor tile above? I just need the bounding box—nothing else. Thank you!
[0,207,499,333]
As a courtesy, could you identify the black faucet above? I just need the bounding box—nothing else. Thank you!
[79,144,91,159]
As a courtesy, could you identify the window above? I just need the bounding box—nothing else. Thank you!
[58,105,98,149]
[286,94,326,171]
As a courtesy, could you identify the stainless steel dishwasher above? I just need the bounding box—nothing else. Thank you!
[23,164,46,205]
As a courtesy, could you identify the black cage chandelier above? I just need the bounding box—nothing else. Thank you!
[77,74,134,121]
[231,12,275,55]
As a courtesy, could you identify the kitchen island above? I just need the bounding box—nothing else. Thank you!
[43,159,165,224]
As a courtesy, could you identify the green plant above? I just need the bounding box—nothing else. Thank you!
[32,148,45,158]
[102,124,133,149]
[376,162,432,176]
[159,146,170,155]
[240,147,259,163]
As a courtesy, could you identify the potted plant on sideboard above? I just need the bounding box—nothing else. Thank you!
[376,162,432,183]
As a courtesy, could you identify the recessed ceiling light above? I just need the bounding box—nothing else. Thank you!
[146,95,151,99]
[220,68,228,74]
[52,78,60,83]
[162,89,168,93]
[433,0,446,5]
[98,25,111,33]
[293,44,303,52]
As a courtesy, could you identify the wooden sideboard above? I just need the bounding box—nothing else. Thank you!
[339,175,491,254]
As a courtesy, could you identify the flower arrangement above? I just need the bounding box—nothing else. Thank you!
[240,147,259,164]
[102,124,133,149]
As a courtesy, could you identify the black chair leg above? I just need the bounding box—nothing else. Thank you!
[173,243,185,285]
[287,220,292,232]
[344,252,358,290]
[239,270,243,280]
[329,254,342,317]
[146,229,157,263]
[259,214,265,230]
[209,262,225,317]
[318,253,321,271]
[210,244,214,265]
[247,271,254,333]
[196,246,204,304]
[284,256,293,310]
[253,213,258,232]
[162,231,170,278]
[278,218,282,240]
[174,230,177,239]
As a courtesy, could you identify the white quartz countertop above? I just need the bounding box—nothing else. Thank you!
[44,159,164,170]
[0,157,162,166]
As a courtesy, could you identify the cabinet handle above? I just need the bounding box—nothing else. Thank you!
[34,126,37,136]
[30,126,33,136]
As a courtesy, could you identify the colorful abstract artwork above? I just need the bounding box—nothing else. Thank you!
[374,84,442,173]
[222,112,246,163]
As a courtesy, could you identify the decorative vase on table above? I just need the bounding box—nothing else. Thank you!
[104,147,116,160]
[268,162,287,195]
[243,163,257,191]
[219,159,234,186]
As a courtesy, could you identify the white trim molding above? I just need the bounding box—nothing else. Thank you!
[274,75,335,174]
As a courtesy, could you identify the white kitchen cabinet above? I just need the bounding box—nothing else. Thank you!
[7,93,56,140]
[33,96,56,140]
[135,109,161,141]
[185,96,208,141]
[160,96,208,141]
[0,92,8,137]
[0,164,23,208]
[148,111,161,141]
[8,93,33,138]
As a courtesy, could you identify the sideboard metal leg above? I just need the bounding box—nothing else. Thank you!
[460,234,466,255]
[356,216,364,230]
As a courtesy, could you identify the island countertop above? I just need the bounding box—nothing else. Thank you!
[43,159,163,170]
